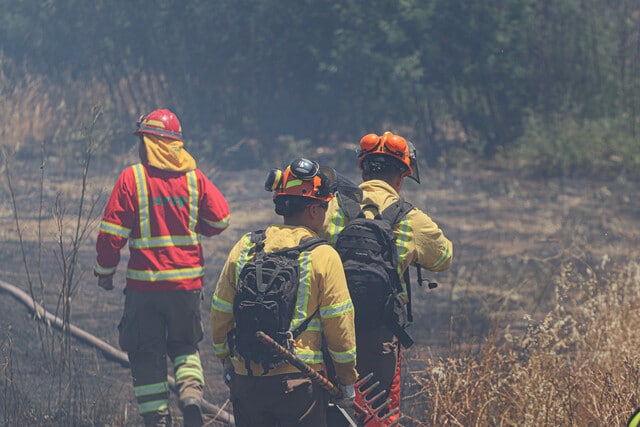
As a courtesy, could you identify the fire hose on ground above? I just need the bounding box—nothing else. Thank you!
[0,279,235,426]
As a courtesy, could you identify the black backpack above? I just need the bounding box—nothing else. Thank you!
[334,197,416,348]
[228,231,327,375]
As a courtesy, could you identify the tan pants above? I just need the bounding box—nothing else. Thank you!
[230,372,328,427]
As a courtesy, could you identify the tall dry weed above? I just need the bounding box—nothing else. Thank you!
[0,104,113,425]
[0,51,174,169]
[407,259,640,426]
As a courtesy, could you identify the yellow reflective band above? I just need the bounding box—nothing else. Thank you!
[296,348,324,364]
[126,266,204,282]
[285,178,303,189]
[203,214,230,229]
[212,295,233,313]
[144,119,166,128]
[94,263,116,276]
[173,353,202,368]
[306,317,322,332]
[429,241,452,270]
[290,250,312,331]
[396,217,411,293]
[138,399,169,415]
[186,170,198,233]
[329,209,346,246]
[134,381,169,397]
[99,220,131,238]
[320,299,354,319]
[129,234,201,249]
[235,233,254,284]
[175,366,204,383]
[329,346,357,364]
[132,164,151,239]
[213,342,229,357]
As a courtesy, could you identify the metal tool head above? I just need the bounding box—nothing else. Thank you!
[353,372,398,426]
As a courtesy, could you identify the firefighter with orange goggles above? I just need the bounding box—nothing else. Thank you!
[321,132,452,426]
[358,131,420,183]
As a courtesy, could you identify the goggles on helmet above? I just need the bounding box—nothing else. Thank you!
[264,158,336,203]
[358,132,420,183]
[359,132,408,159]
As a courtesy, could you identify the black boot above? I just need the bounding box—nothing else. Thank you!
[181,397,204,427]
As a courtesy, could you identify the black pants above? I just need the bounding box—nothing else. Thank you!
[118,289,205,424]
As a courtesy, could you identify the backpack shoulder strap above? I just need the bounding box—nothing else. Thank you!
[381,200,415,321]
[337,192,363,220]
[248,230,267,254]
[361,203,385,220]
[272,236,328,258]
[246,230,269,293]
[291,307,319,339]
[380,199,414,225]
[297,236,329,252]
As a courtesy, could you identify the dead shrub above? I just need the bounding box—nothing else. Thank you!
[407,260,640,426]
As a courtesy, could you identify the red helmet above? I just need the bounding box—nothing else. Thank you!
[134,109,183,140]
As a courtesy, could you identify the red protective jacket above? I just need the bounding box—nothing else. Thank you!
[94,163,230,292]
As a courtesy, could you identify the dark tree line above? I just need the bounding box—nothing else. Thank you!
[0,0,638,170]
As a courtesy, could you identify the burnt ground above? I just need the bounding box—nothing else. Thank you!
[1,157,639,426]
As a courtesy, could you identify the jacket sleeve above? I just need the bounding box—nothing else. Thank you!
[197,171,230,236]
[210,237,247,361]
[94,169,135,277]
[316,245,358,386]
[408,208,453,272]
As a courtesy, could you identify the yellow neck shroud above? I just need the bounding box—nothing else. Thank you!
[143,134,196,173]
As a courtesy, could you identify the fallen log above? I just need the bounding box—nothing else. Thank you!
[0,279,235,425]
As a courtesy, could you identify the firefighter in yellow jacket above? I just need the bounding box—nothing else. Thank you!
[321,132,453,426]
[211,158,358,426]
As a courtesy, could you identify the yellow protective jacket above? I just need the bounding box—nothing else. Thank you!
[211,224,358,386]
[321,179,453,297]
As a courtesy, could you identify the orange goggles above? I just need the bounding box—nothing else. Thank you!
[358,132,408,159]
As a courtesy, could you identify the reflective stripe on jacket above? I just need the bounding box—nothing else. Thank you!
[94,163,230,291]
[211,225,358,386]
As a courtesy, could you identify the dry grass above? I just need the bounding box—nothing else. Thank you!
[402,260,640,426]
[0,51,173,165]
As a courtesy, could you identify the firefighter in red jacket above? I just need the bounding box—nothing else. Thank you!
[94,109,230,427]
[321,132,453,426]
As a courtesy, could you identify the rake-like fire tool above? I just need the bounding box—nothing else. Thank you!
[255,331,401,426]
